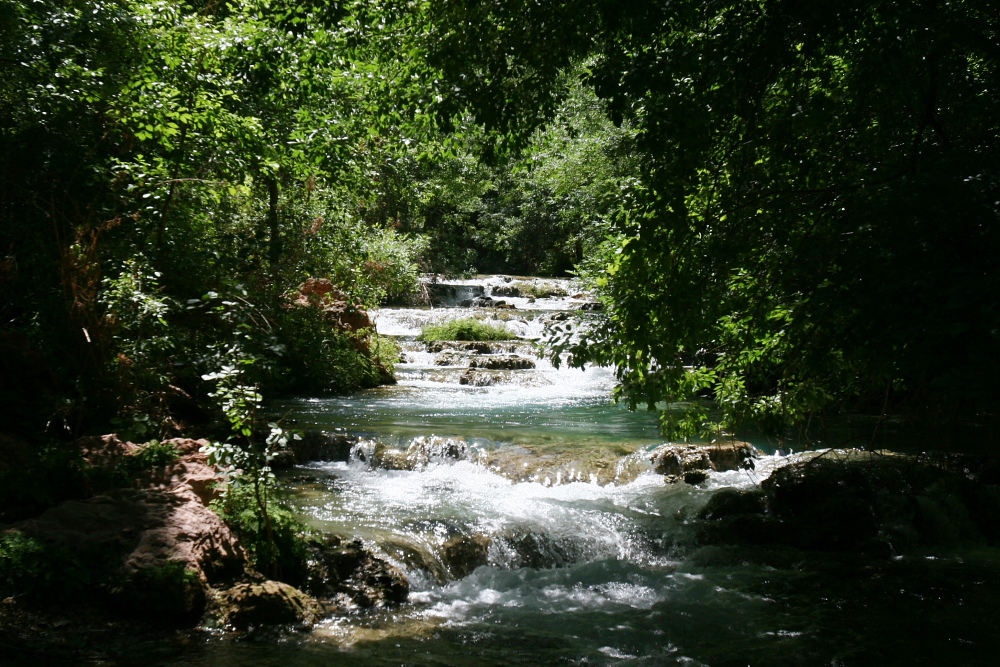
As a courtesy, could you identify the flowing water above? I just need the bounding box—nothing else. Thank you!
[128,277,1000,666]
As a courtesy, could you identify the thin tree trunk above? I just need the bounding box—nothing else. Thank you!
[266,175,281,266]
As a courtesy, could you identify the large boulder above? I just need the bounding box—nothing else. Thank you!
[12,486,246,621]
[0,433,31,473]
[693,452,1000,555]
[9,436,247,622]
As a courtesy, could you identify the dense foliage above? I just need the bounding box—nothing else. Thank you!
[0,0,430,439]
[421,0,1000,442]
[3,0,997,449]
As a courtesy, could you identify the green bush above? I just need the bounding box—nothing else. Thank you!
[0,444,89,523]
[210,481,310,584]
[417,318,515,342]
[123,440,180,472]
[0,531,97,601]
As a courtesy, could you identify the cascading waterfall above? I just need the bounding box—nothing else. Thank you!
[171,275,999,667]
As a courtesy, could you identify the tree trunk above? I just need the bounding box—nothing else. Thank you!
[266,175,281,266]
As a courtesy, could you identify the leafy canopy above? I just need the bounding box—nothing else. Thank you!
[419,0,1000,442]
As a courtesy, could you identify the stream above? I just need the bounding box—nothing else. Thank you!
[141,277,1000,666]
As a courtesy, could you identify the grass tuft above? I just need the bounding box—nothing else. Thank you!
[417,318,515,342]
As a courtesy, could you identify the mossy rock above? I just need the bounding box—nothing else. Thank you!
[215,580,321,630]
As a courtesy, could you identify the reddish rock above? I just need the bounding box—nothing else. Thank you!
[292,278,373,332]
[143,438,221,506]
[11,435,246,620]
[77,433,140,467]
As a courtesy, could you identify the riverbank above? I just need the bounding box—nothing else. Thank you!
[0,433,409,656]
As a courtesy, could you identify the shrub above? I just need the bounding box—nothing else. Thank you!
[210,481,310,584]
[0,531,98,601]
[123,440,180,472]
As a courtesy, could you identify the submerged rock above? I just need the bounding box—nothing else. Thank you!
[698,488,767,520]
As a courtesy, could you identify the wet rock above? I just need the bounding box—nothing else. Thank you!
[427,283,485,306]
[691,452,1000,555]
[497,528,582,569]
[440,534,491,579]
[694,513,785,548]
[459,296,496,307]
[468,354,535,370]
[492,285,522,298]
[350,555,410,607]
[288,431,357,463]
[434,351,468,366]
[378,536,450,585]
[705,442,758,471]
[649,442,757,479]
[577,302,604,312]
[372,436,474,471]
[403,435,473,468]
[477,445,638,486]
[459,370,498,386]
[697,488,767,520]
[303,535,409,607]
[215,580,321,630]
[649,445,712,477]
[427,341,497,354]
[267,449,297,469]
[683,470,709,485]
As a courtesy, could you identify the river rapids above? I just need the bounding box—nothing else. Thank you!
[139,276,1000,666]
